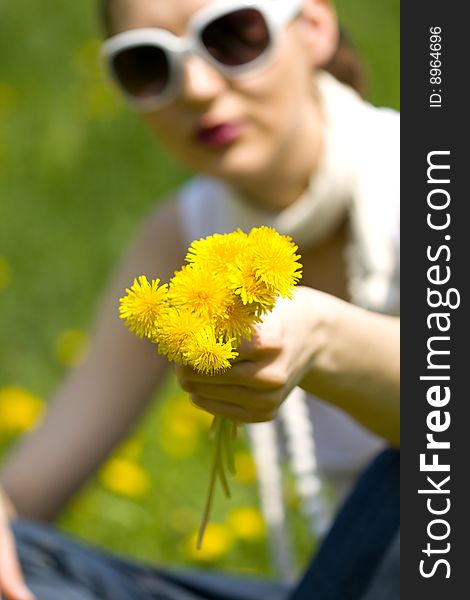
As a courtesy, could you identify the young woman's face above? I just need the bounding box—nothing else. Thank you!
[109,0,330,188]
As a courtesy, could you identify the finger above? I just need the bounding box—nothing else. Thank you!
[191,396,276,423]
[177,358,284,390]
[235,324,283,360]
[189,384,280,412]
[0,526,36,600]
[175,362,244,384]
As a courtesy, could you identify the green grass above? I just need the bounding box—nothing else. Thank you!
[0,0,399,578]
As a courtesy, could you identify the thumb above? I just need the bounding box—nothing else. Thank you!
[236,310,284,359]
[0,523,36,600]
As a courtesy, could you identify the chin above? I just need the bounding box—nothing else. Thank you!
[197,143,272,184]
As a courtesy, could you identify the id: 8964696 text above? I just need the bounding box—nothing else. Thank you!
[429,26,442,109]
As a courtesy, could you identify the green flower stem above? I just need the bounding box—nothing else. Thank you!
[222,419,236,476]
[197,416,238,548]
[197,416,224,549]
[217,452,231,499]
[231,421,239,439]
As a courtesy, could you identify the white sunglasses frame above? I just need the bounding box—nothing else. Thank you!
[103,0,303,111]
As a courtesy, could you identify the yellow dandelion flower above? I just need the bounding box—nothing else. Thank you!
[169,394,213,430]
[158,394,212,458]
[184,327,238,375]
[100,458,150,498]
[0,386,43,434]
[119,276,168,338]
[215,297,259,344]
[185,230,248,274]
[167,416,199,439]
[115,437,143,461]
[234,451,257,484]
[248,226,302,297]
[227,506,266,541]
[156,307,204,364]
[185,523,234,561]
[158,419,199,459]
[228,255,277,310]
[169,266,231,320]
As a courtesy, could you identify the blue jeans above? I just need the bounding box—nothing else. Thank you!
[290,448,400,600]
[13,520,289,600]
[13,450,399,600]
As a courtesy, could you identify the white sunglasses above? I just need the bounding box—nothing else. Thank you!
[102,0,303,111]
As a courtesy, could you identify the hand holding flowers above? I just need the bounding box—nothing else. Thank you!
[119,226,302,547]
[176,287,320,424]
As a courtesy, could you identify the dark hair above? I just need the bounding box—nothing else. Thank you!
[324,27,366,96]
[99,1,366,95]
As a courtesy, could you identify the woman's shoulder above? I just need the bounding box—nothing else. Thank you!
[124,193,189,280]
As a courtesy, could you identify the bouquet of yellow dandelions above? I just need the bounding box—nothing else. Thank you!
[119,226,302,548]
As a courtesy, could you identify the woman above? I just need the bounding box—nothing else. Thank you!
[0,1,399,598]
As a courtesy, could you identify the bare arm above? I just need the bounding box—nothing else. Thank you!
[0,198,186,520]
[300,290,400,446]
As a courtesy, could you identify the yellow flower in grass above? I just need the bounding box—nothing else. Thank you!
[169,395,213,429]
[159,394,213,458]
[227,506,266,541]
[184,327,238,375]
[156,307,204,363]
[100,458,150,498]
[0,386,43,434]
[185,230,248,274]
[159,419,199,459]
[234,451,257,484]
[119,276,168,338]
[115,437,143,461]
[169,266,231,320]
[185,523,234,561]
[248,226,302,297]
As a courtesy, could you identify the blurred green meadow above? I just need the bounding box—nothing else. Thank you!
[0,0,399,578]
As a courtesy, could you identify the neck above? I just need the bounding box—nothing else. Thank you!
[229,102,325,212]
[231,169,311,213]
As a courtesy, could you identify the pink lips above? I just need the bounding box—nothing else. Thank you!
[196,122,243,147]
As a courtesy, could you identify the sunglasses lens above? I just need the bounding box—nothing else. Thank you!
[111,45,169,99]
[201,8,270,67]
